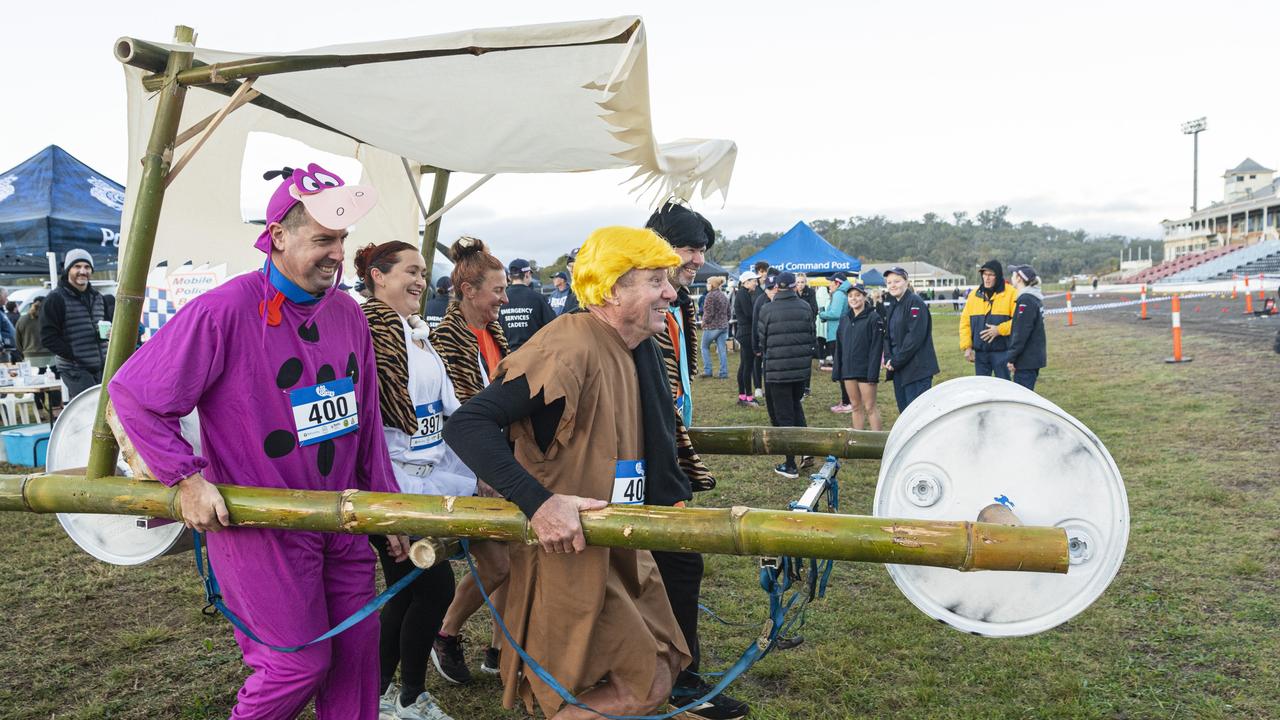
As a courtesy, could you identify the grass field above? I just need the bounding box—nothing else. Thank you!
[1,303,1277,719]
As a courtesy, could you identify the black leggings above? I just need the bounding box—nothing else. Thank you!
[371,535,456,698]
[737,341,755,395]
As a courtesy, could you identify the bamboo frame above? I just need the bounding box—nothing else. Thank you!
[165,79,258,187]
[134,23,640,92]
[0,474,1069,574]
[418,167,450,315]
[86,25,196,481]
[687,426,887,460]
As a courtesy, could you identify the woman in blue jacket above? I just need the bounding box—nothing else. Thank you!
[818,273,853,412]
[832,283,884,430]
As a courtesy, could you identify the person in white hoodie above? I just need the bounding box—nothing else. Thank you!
[1005,265,1047,391]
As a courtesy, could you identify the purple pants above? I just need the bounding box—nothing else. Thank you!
[208,527,379,720]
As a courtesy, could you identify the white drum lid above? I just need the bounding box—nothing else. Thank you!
[48,386,193,566]
[873,376,1128,637]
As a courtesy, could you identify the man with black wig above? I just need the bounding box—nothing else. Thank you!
[644,201,750,720]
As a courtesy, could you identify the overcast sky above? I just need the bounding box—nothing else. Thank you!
[4,1,1278,264]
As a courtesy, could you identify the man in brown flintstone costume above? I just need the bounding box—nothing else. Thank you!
[444,225,692,718]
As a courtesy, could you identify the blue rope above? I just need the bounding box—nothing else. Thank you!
[461,539,792,720]
[193,531,422,653]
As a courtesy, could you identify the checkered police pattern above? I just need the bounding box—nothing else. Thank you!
[141,286,177,341]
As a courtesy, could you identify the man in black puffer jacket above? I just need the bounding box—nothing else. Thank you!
[755,272,817,478]
[41,249,115,400]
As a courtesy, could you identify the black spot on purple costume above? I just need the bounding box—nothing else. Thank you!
[346,353,359,383]
[317,441,335,476]
[276,357,303,389]
[317,364,336,384]
[264,430,296,458]
[298,322,320,343]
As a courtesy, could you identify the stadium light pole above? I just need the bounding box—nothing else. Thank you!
[1181,117,1207,212]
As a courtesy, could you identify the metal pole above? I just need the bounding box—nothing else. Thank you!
[419,167,450,314]
[86,26,196,481]
[1192,130,1199,212]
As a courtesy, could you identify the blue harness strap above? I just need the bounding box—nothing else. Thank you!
[193,531,421,653]
[461,539,794,720]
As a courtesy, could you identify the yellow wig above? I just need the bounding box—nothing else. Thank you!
[572,226,681,307]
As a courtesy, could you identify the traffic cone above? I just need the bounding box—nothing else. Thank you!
[1232,275,1238,300]
[1165,295,1192,364]
[1139,287,1149,320]
[1258,274,1266,302]
[1066,292,1074,326]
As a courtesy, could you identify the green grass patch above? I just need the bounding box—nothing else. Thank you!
[1,313,1277,718]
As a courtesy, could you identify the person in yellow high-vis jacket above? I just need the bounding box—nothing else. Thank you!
[958,260,1019,380]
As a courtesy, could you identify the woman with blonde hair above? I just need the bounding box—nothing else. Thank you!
[699,275,730,379]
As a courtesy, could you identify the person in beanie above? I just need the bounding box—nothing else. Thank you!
[422,276,452,329]
[882,267,940,411]
[958,259,1018,380]
[644,201,747,719]
[733,271,760,407]
[40,248,116,399]
[1005,265,1047,391]
[756,271,818,478]
[547,271,573,316]
[109,163,404,719]
[832,283,884,431]
[499,259,555,352]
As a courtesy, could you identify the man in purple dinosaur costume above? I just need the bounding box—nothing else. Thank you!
[110,163,405,719]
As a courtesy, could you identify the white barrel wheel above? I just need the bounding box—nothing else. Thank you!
[48,385,196,565]
[873,376,1128,636]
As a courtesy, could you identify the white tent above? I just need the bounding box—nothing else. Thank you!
[119,16,737,276]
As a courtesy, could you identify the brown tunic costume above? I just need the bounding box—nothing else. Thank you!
[495,312,691,715]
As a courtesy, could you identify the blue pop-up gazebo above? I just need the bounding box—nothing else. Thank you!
[0,145,124,269]
[737,221,860,276]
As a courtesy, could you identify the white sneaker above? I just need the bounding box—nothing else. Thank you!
[753,388,764,399]
[379,684,400,720]
[397,690,455,720]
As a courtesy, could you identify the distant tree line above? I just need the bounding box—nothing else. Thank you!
[705,206,1163,282]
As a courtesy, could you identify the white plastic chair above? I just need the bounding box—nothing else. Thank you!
[0,393,38,425]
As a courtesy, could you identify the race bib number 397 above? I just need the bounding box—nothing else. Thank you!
[290,377,359,447]
[611,459,645,505]
[410,400,444,450]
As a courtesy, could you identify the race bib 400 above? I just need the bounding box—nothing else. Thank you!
[611,459,645,505]
[290,377,359,447]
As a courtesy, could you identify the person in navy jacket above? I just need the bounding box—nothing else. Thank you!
[881,267,939,411]
[1005,264,1047,391]
[832,283,884,430]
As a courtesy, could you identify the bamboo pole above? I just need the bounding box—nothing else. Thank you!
[418,167,450,315]
[0,474,1068,574]
[136,24,640,92]
[86,26,197,482]
[687,426,887,460]
[115,38,365,144]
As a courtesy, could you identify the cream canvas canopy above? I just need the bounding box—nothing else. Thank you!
[118,16,738,274]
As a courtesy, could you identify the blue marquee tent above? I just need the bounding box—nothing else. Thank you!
[860,268,885,286]
[0,145,124,269]
[736,221,860,276]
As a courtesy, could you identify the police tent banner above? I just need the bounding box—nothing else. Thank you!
[0,145,124,268]
[736,221,860,276]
